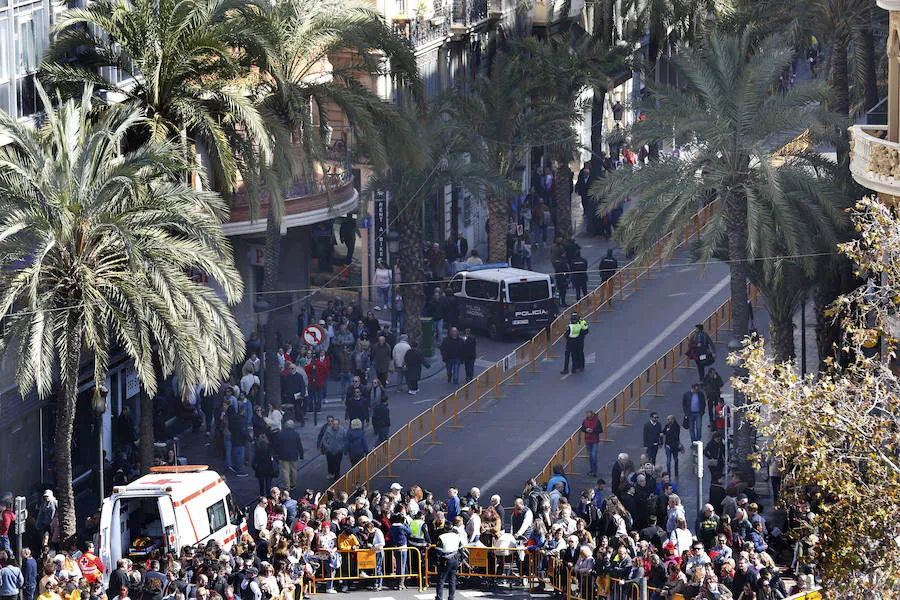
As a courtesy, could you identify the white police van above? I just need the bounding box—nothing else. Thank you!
[98,465,246,579]
[448,264,557,339]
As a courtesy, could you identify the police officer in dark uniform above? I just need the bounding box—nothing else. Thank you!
[570,250,589,300]
[561,313,589,374]
[553,257,570,307]
[434,525,465,600]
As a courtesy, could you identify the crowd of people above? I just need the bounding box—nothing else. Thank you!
[0,455,819,600]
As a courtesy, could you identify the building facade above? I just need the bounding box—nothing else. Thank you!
[850,0,900,203]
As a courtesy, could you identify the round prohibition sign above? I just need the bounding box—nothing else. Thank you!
[303,324,325,347]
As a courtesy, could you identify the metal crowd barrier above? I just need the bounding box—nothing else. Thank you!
[328,201,718,494]
[309,545,426,593]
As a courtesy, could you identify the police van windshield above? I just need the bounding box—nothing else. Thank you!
[507,280,551,303]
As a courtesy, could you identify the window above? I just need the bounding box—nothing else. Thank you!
[15,8,44,76]
[465,278,499,301]
[508,280,551,303]
[207,500,228,533]
[448,275,463,295]
[16,72,36,116]
[0,18,9,81]
[225,494,242,526]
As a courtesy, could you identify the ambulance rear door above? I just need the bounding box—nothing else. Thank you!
[157,496,179,554]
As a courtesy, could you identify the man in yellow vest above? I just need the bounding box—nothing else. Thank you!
[408,514,430,581]
[561,313,589,374]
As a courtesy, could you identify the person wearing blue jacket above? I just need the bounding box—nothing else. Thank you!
[21,549,36,600]
[446,487,461,523]
[0,551,24,600]
[345,419,369,465]
[388,515,412,589]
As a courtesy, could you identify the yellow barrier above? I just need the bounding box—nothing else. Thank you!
[328,201,719,494]
[310,546,425,593]
[536,285,760,483]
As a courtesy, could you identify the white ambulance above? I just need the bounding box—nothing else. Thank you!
[98,465,247,577]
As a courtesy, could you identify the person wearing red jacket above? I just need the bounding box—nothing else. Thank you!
[580,410,602,477]
[77,542,105,583]
[305,350,331,413]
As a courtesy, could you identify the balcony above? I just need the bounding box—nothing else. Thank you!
[451,0,489,28]
[532,0,584,27]
[224,166,357,236]
[850,124,900,198]
[395,17,450,47]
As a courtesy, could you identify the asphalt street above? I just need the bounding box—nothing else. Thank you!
[178,220,621,504]
[379,258,731,513]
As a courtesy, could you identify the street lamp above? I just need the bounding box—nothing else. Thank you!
[387,231,400,331]
[92,385,109,501]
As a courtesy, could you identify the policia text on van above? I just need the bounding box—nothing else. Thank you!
[446,264,557,339]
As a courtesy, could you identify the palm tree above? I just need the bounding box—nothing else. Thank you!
[451,53,574,262]
[595,29,836,342]
[368,104,503,346]
[41,0,271,191]
[510,34,624,240]
[0,85,245,538]
[234,0,420,405]
[593,29,840,478]
[740,167,851,362]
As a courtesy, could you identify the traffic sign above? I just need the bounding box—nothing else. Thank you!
[302,325,326,347]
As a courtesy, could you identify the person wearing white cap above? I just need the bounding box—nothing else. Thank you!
[35,492,56,541]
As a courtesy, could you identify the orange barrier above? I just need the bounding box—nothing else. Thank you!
[535,284,760,483]
[328,202,718,494]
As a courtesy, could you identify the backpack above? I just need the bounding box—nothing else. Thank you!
[527,487,550,516]
[623,510,634,531]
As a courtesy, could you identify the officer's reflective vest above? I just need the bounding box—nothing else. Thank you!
[437,531,463,555]
[409,519,425,542]
[568,321,587,338]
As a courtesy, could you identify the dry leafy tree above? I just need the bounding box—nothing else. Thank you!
[734,197,900,598]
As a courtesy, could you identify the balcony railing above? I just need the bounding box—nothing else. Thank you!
[452,0,488,26]
[395,16,450,47]
[229,166,355,226]
[850,124,900,196]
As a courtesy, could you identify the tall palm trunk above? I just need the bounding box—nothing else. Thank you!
[831,32,851,123]
[769,311,796,363]
[263,208,283,407]
[590,88,606,174]
[487,193,510,262]
[860,28,879,112]
[723,193,749,341]
[55,319,82,540]
[554,163,574,240]
[723,190,753,481]
[140,388,154,475]
[397,205,425,348]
